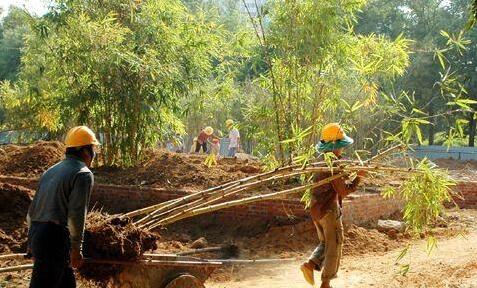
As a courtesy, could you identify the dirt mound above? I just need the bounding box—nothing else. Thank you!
[94,150,262,190]
[0,183,34,253]
[343,224,401,255]
[0,141,65,177]
[80,212,159,284]
[240,220,403,259]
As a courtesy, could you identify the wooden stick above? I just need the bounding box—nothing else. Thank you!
[0,264,33,273]
[122,198,180,218]
[366,144,406,164]
[140,170,309,228]
[127,160,359,220]
[211,258,296,264]
[0,253,26,260]
[148,173,345,229]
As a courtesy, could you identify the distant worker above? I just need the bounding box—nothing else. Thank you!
[196,126,214,154]
[300,123,366,288]
[190,137,198,153]
[173,133,184,153]
[27,126,100,288]
[225,119,240,157]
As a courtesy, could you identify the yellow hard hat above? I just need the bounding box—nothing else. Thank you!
[204,126,214,135]
[65,126,100,148]
[225,119,234,127]
[321,123,345,142]
[317,123,354,152]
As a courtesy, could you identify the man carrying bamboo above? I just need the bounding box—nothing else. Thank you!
[300,123,365,288]
[27,126,100,288]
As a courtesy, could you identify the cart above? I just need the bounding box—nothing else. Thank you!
[108,254,222,288]
[0,253,293,288]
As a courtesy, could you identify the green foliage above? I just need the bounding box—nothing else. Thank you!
[382,159,455,234]
[242,0,410,161]
[0,7,30,82]
[0,0,226,165]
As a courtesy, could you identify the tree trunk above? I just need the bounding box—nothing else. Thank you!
[469,113,476,147]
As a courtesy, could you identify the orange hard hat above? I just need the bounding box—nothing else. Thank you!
[321,123,346,142]
[65,126,100,148]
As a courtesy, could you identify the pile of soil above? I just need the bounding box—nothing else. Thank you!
[0,142,262,190]
[0,141,65,177]
[0,183,34,253]
[94,150,262,190]
[79,212,159,283]
[240,220,403,259]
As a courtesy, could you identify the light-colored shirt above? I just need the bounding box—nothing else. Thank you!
[229,128,240,148]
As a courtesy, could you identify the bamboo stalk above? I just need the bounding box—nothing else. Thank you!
[0,253,26,260]
[366,144,406,164]
[132,168,293,223]
[122,198,180,218]
[144,162,414,228]
[0,264,33,273]
[126,147,403,223]
[176,247,224,256]
[134,182,243,225]
[210,258,296,264]
[126,160,359,220]
[140,170,309,228]
[147,173,345,229]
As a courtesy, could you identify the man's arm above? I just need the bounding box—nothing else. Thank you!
[331,175,361,198]
[67,172,93,254]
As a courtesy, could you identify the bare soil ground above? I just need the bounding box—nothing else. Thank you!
[207,209,477,288]
[0,141,262,190]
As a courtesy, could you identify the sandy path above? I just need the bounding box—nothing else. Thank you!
[207,228,477,288]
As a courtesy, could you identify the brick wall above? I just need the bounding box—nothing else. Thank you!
[0,175,402,226]
[2,175,475,227]
[453,181,477,208]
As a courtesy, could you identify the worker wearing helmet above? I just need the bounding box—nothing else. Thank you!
[27,126,100,288]
[300,123,365,288]
[195,126,214,154]
[225,119,240,158]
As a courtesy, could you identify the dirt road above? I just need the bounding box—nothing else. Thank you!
[208,224,477,287]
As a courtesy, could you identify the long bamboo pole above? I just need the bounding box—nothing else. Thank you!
[0,264,33,273]
[0,253,26,260]
[143,164,415,229]
[132,166,300,222]
[147,173,345,229]
[138,170,310,228]
[126,146,405,223]
[126,160,363,220]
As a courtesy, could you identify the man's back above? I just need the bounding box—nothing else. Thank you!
[28,156,92,226]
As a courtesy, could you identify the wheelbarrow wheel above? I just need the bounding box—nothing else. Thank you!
[163,274,205,288]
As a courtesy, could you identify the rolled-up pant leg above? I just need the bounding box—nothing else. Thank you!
[308,219,325,269]
[29,222,76,288]
[318,203,344,281]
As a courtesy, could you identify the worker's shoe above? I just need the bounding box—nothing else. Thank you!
[300,262,315,286]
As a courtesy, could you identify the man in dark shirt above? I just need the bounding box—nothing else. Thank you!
[300,123,365,288]
[27,126,100,288]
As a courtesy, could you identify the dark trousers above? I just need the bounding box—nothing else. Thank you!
[29,222,76,288]
[195,142,207,153]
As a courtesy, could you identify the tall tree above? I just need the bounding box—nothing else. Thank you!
[0,0,226,165]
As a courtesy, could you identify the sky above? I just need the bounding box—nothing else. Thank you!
[1,0,49,18]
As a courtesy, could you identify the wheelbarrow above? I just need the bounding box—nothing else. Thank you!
[0,253,294,288]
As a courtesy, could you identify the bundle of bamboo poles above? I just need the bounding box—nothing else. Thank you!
[121,145,411,230]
